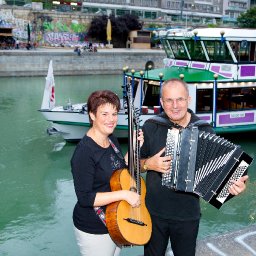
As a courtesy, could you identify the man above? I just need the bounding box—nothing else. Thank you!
[140,78,248,256]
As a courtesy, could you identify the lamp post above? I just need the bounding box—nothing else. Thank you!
[159,72,164,108]
[131,69,135,98]
[212,74,218,128]
[122,66,129,109]
[140,70,144,110]
[220,30,225,43]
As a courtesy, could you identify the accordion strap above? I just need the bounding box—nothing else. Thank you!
[146,114,182,129]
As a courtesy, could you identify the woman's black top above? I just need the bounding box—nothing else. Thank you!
[71,134,126,234]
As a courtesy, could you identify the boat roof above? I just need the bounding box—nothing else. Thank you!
[173,27,256,40]
[130,66,227,83]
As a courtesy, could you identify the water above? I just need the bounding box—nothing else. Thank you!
[0,75,255,256]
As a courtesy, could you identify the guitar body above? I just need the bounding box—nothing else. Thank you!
[106,168,152,246]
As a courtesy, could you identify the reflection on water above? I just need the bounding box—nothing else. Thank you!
[0,75,255,256]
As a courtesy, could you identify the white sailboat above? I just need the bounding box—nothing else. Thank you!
[39,61,158,142]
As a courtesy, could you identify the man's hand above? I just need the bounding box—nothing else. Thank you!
[228,175,249,195]
[145,148,172,173]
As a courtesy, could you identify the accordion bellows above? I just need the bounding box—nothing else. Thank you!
[163,126,253,209]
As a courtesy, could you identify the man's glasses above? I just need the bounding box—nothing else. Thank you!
[162,97,188,105]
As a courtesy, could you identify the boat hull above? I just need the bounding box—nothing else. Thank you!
[40,108,256,141]
[40,109,158,141]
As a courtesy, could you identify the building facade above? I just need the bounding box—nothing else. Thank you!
[81,0,161,19]
[81,0,224,24]
[160,0,223,24]
[222,0,250,22]
[2,0,251,24]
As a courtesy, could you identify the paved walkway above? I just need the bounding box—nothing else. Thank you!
[0,46,164,53]
[165,224,256,256]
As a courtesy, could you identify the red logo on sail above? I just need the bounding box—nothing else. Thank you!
[50,86,55,102]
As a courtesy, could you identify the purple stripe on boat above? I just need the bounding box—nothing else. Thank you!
[240,66,255,77]
[210,65,233,78]
[176,61,188,66]
[220,72,233,78]
[192,63,206,69]
[211,66,220,72]
[219,112,254,124]
[199,116,211,121]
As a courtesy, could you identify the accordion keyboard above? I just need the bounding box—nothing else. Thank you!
[162,129,179,188]
[216,160,249,203]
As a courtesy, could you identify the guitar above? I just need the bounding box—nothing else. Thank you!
[106,81,152,246]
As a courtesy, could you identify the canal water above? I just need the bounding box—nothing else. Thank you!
[0,75,255,256]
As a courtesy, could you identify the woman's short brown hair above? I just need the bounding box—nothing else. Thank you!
[87,90,120,124]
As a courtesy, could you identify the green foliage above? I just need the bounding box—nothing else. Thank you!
[237,7,256,28]
[146,23,164,29]
[207,24,218,28]
[43,2,52,9]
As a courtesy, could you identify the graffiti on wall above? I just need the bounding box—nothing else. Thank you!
[0,9,88,46]
[32,15,87,45]
[0,9,30,40]
[44,32,80,44]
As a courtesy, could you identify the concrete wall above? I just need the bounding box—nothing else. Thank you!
[0,49,166,77]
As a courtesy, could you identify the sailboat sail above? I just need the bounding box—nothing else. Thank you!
[41,60,55,110]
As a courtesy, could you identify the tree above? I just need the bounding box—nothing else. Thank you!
[87,14,142,47]
[87,15,109,42]
[237,7,256,28]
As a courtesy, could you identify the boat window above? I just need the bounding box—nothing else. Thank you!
[161,39,174,58]
[229,41,239,61]
[132,79,139,98]
[185,40,207,61]
[197,89,213,113]
[239,40,250,61]
[196,87,256,113]
[168,40,189,60]
[143,83,160,107]
[204,41,233,62]
[249,42,256,62]
[230,87,256,109]
[229,41,255,62]
[239,40,249,62]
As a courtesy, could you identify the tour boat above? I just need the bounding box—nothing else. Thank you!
[40,28,256,141]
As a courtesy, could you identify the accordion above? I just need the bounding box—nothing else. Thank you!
[162,126,253,209]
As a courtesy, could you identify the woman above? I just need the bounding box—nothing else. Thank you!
[71,90,142,256]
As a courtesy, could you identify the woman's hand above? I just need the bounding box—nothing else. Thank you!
[137,129,144,148]
[122,190,141,208]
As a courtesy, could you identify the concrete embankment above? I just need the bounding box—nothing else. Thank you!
[196,224,256,256]
[165,224,256,256]
[0,48,166,77]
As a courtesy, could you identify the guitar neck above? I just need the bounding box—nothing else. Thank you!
[127,83,141,195]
